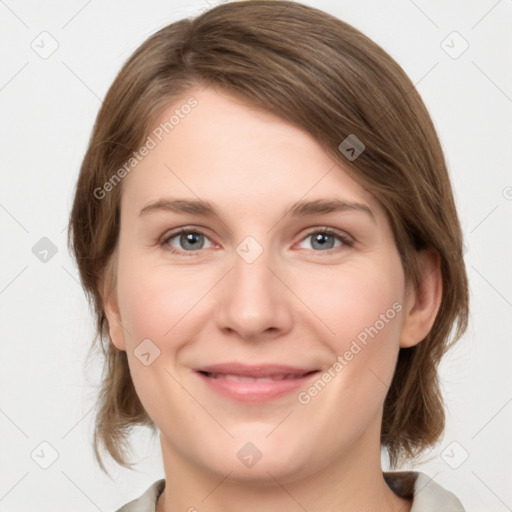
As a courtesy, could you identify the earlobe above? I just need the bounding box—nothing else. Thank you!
[399,248,443,349]
[103,286,127,352]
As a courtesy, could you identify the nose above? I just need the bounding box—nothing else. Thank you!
[214,242,294,342]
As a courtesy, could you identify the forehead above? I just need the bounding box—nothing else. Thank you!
[121,87,383,221]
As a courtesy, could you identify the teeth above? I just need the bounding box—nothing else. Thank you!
[207,373,306,381]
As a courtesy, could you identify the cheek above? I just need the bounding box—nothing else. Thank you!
[294,262,405,430]
[302,258,404,346]
[302,257,405,403]
[117,256,203,345]
[115,261,201,422]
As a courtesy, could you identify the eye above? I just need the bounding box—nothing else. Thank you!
[296,227,354,253]
[161,228,214,255]
[160,226,354,256]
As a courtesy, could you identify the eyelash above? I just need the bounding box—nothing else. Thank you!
[159,227,355,256]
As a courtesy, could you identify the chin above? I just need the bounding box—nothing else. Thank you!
[201,433,312,484]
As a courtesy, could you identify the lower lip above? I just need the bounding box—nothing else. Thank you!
[196,372,319,403]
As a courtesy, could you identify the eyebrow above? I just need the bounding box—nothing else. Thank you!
[139,197,375,223]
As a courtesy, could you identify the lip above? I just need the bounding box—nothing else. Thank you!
[194,363,320,403]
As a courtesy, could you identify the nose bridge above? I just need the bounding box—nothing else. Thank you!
[215,235,292,339]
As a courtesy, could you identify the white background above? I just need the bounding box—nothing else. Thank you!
[1,0,511,510]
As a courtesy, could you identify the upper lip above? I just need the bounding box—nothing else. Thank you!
[196,363,319,378]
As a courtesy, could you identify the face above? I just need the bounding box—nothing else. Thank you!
[105,87,429,484]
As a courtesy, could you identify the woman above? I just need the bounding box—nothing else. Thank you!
[68,1,469,510]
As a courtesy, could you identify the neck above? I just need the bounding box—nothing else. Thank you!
[156,424,412,512]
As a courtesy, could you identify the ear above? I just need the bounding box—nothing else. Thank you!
[399,247,443,348]
[101,277,127,352]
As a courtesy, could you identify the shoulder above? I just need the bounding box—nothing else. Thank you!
[383,470,466,512]
[114,479,165,512]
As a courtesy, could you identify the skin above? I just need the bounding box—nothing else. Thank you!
[104,87,442,512]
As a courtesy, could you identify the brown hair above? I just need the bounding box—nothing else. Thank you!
[68,0,469,475]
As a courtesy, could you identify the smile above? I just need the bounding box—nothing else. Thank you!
[195,364,319,403]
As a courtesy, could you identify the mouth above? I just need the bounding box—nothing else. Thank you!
[194,364,320,403]
[199,370,317,381]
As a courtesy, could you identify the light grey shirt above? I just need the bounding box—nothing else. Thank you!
[115,471,465,511]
